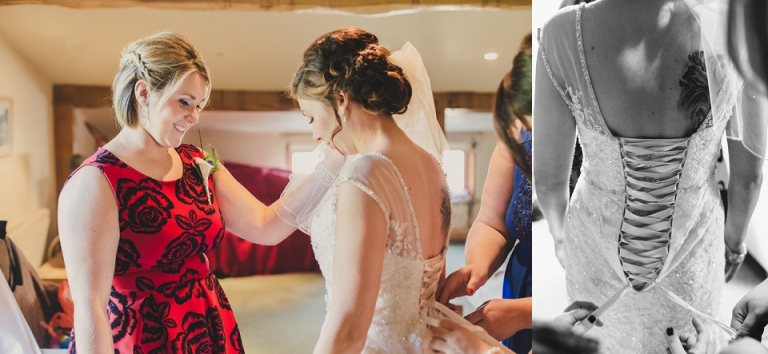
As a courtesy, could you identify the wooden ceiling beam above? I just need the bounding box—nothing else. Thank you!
[53,85,494,112]
[0,0,529,11]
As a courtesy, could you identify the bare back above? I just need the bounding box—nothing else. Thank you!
[582,0,705,138]
[380,138,451,261]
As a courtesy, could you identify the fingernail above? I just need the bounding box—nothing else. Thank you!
[467,288,475,296]
[666,327,674,336]
[588,315,596,324]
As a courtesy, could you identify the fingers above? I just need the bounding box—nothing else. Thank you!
[428,320,454,354]
[736,311,764,340]
[438,318,462,331]
[567,309,593,324]
[572,314,597,335]
[731,303,748,331]
[563,301,599,313]
[563,301,602,327]
[691,317,706,335]
[438,272,467,304]
[429,333,449,353]
[680,333,697,349]
[465,304,486,324]
[466,271,485,297]
[665,327,687,354]
[430,323,451,340]
[689,318,709,354]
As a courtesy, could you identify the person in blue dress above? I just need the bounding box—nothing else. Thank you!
[435,32,533,354]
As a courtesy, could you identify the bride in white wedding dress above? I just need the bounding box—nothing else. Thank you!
[535,0,766,353]
[276,28,452,353]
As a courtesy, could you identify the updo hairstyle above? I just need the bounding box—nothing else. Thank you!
[290,28,412,143]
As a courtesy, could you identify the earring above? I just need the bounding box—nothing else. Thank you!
[340,110,346,124]
[140,108,148,126]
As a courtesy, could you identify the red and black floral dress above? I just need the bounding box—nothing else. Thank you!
[67,144,244,353]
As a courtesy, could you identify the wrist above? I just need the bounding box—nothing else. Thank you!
[313,163,338,187]
[725,236,747,251]
[549,223,565,241]
[725,242,748,262]
[501,299,532,335]
[462,262,491,283]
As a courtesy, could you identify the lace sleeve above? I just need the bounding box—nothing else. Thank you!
[337,178,390,230]
[338,154,422,260]
[538,28,571,108]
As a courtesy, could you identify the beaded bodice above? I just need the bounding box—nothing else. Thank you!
[310,153,448,353]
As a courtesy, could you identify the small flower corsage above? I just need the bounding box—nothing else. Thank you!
[193,130,222,205]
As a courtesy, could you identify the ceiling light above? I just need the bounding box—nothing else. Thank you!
[484,53,499,60]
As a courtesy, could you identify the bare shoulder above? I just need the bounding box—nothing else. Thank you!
[540,4,579,39]
[59,165,116,218]
[61,165,109,197]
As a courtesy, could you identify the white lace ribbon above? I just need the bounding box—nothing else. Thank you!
[582,282,737,338]
[429,302,514,353]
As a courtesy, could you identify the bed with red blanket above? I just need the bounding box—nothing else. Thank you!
[206,163,320,277]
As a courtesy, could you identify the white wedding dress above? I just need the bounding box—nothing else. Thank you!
[309,152,449,353]
[539,3,731,353]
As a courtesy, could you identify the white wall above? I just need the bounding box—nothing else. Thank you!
[0,33,55,251]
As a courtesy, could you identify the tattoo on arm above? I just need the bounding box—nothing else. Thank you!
[440,185,452,235]
[678,50,711,134]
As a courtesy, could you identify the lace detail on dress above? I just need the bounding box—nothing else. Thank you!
[539,4,731,353]
[368,152,424,260]
[309,152,448,353]
[575,3,610,135]
[341,179,392,232]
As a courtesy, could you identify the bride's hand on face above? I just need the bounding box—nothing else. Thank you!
[437,264,490,305]
[665,318,709,354]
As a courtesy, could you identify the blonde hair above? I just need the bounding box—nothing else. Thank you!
[112,32,211,128]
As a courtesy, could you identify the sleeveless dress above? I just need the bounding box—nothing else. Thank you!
[539,4,729,353]
[502,127,532,352]
[67,144,244,353]
[309,152,449,353]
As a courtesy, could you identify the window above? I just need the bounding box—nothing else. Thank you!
[443,150,467,196]
[290,151,316,173]
[291,149,468,196]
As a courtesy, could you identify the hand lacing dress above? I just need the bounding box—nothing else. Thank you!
[310,153,449,353]
[539,4,732,353]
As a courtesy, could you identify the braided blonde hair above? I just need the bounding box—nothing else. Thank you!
[112,32,211,128]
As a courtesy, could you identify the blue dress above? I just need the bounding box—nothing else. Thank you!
[502,127,532,352]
